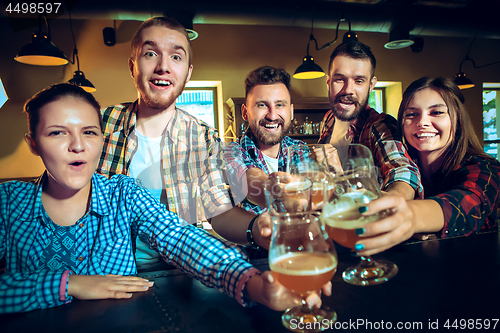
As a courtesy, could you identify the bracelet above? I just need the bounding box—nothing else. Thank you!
[246,215,259,246]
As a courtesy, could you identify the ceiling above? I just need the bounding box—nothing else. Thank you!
[2,0,499,39]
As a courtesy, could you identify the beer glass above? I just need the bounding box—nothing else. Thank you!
[287,144,337,208]
[269,211,338,332]
[320,144,398,286]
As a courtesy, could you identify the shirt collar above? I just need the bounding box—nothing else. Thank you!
[123,100,139,137]
[27,172,109,224]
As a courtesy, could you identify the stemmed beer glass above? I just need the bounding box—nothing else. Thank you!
[266,175,338,332]
[287,144,336,208]
[320,144,398,286]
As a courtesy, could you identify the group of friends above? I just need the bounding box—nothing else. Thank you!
[1,16,499,314]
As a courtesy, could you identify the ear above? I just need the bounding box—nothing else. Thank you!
[128,58,135,77]
[241,104,248,122]
[325,75,330,92]
[369,76,377,93]
[185,64,193,84]
[25,134,39,157]
[290,103,294,120]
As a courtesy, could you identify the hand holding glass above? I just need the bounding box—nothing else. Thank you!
[320,144,398,286]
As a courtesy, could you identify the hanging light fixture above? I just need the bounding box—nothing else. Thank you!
[15,15,68,66]
[293,33,325,79]
[384,23,414,50]
[293,13,360,80]
[67,12,96,92]
[453,30,500,90]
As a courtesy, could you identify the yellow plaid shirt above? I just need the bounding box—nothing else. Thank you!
[97,101,232,224]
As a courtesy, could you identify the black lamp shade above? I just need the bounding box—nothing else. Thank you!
[293,55,325,79]
[384,28,414,49]
[69,70,96,92]
[15,31,68,66]
[453,72,475,90]
[343,31,358,43]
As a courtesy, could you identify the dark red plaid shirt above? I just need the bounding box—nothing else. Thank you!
[425,155,500,238]
[319,107,423,198]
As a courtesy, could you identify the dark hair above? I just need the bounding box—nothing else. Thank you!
[244,66,291,98]
[328,41,376,77]
[131,16,192,65]
[397,76,489,176]
[24,83,103,138]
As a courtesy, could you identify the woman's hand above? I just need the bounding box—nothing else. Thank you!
[68,274,154,300]
[354,195,416,256]
[245,271,332,311]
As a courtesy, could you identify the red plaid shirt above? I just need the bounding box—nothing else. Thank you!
[425,155,500,237]
[319,107,423,198]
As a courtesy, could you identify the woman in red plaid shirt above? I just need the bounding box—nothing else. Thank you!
[348,77,500,256]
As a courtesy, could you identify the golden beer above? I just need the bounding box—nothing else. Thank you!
[270,252,337,295]
[320,189,379,249]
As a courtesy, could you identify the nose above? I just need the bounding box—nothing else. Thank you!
[155,55,170,74]
[266,105,279,121]
[342,79,354,95]
[69,134,85,153]
[416,113,430,127]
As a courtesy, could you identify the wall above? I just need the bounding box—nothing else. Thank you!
[1,16,499,178]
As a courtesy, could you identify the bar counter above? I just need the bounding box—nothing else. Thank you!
[2,230,499,332]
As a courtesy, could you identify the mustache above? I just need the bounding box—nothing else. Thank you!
[334,94,358,104]
[259,118,284,126]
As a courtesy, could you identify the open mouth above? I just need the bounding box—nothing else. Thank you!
[70,161,85,167]
[415,133,437,139]
[151,79,172,87]
[264,123,280,130]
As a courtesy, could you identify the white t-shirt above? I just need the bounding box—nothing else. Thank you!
[129,130,164,269]
[262,153,279,173]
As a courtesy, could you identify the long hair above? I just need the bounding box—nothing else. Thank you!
[397,77,489,176]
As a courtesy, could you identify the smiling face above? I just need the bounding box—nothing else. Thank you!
[402,88,453,163]
[327,55,376,121]
[129,25,193,112]
[26,97,104,196]
[243,83,293,153]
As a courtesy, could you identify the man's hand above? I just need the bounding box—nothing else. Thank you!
[68,274,154,300]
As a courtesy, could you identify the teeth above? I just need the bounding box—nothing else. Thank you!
[153,80,171,86]
[416,133,437,138]
[265,124,279,129]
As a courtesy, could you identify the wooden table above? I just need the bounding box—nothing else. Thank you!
[2,231,499,332]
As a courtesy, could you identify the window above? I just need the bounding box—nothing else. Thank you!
[0,78,7,109]
[369,88,384,114]
[175,81,223,133]
[483,84,500,160]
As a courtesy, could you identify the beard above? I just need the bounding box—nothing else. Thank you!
[329,91,370,122]
[249,118,291,146]
[134,76,186,110]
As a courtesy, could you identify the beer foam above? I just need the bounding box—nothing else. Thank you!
[270,252,337,275]
[320,190,379,229]
[284,180,311,192]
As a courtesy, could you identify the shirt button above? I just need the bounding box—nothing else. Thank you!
[79,223,84,228]
[78,256,84,262]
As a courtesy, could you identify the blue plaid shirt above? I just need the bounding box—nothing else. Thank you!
[0,173,259,313]
[223,130,304,215]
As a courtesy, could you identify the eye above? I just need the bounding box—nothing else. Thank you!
[355,79,364,84]
[276,103,284,108]
[256,102,266,108]
[404,112,417,118]
[144,51,157,57]
[48,131,63,136]
[171,54,182,61]
[431,110,446,116]
[84,130,98,136]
